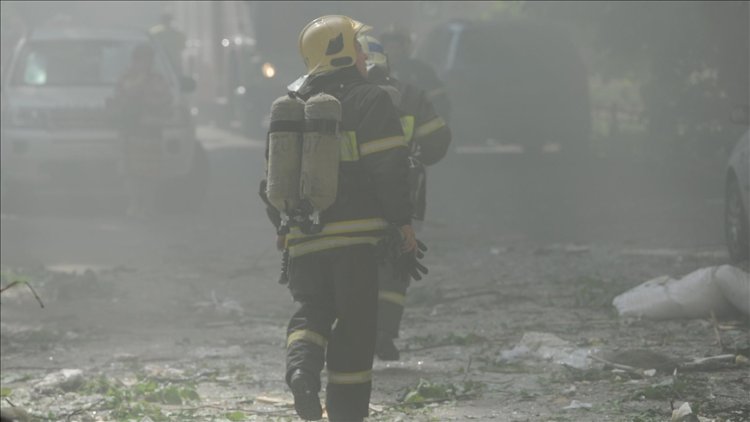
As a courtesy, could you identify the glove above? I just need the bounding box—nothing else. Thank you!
[396,239,429,281]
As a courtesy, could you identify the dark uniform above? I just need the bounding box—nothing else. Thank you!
[389,57,451,124]
[367,67,451,354]
[261,65,411,421]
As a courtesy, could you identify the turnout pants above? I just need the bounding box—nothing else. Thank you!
[377,220,420,339]
[286,244,379,420]
[376,258,410,339]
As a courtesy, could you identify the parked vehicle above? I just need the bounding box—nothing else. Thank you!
[174,1,420,139]
[0,25,208,212]
[725,125,749,264]
[413,18,591,155]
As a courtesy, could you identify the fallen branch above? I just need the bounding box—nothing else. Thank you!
[710,310,725,351]
[0,280,45,308]
[65,398,108,422]
[394,393,477,408]
[437,290,505,304]
[587,354,649,377]
[177,404,291,417]
[679,354,737,371]
[462,355,474,383]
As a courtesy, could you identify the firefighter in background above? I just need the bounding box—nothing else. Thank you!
[111,43,172,219]
[380,26,451,123]
[359,34,451,361]
[149,12,186,76]
[259,15,424,422]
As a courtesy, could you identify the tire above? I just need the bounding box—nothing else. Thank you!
[159,141,211,214]
[725,173,749,264]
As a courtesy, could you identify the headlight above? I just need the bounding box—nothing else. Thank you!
[262,62,276,79]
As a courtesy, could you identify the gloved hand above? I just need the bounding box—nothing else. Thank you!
[396,239,428,281]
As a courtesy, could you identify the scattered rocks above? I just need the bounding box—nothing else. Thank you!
[33,369,84,394]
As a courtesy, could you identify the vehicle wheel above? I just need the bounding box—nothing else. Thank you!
[725,174,749,264]
[159,141,211,214]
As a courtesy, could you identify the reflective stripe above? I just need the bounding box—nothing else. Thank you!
[288,236,382,257]
[287,329,327,348]
[426,87,447,100]
[340,131,359,161]
[288,218,389,240]
[414,117,446,139]
[327,369,372,385]
[379,290,405,306]
[359,135,407,157]
[400,115,415,144]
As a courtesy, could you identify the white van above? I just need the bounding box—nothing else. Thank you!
[1,26,208,210]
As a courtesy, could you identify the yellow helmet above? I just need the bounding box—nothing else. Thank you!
[299,15,371,76]
[357,34,388,70]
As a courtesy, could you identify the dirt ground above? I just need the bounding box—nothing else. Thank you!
[1,128,748,422]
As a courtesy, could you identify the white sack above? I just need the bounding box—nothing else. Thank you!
[714,265,750,316]
[613,267,734,320]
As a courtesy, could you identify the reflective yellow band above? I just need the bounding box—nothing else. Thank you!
[379,290,406,306]
[426,87,447,100]
[287,218,388,240]
[340,131,360,161]
[287,329,327,349]
[414,117,446,139]
[288,236,382,257]
[400,115,415,144]
[327,369,372,385]
[359,135,407,157]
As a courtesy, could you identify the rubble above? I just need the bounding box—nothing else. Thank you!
[498,332,596,369]
[33,369,84,394]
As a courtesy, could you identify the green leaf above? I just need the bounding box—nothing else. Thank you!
[225,411,246,421]
[180,387,201,402]
[0,387,12,397]
[403,390,425,404]
[161,387,183,405]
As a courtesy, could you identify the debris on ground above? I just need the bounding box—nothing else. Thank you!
[498,331,596,369]
[535,244,591,255]
[612,265,750,320]
[597,349,681,373]
[398,378,485,406]
[33,369,84,394]
[562,399,593,410]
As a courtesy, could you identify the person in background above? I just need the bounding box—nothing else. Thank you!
[111,43,172,219]
[359,34,451,361]
[150,12,186,76]
[380,26,451,122]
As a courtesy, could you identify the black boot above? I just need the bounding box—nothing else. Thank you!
[375,332,400,361]
[289,368,322,421]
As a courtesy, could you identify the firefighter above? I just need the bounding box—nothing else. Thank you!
[359,34,451,361]
[111,43,172,219]
[149,12,186,76]
[259,15,424,421]
[379,26,451,123]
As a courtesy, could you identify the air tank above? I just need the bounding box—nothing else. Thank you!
[266,94,305,231]
[300,93,342,232]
